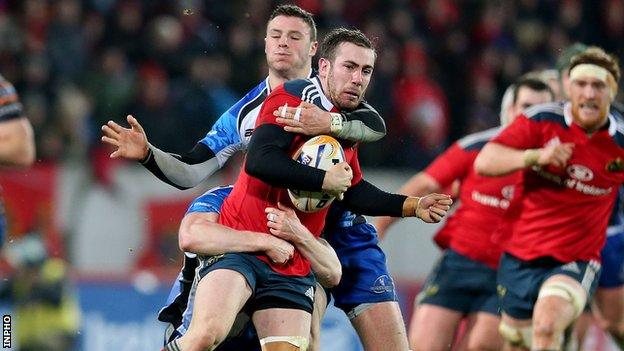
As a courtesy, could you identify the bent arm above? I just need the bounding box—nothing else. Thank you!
[245,124,325,191]
[341,180,407,217]
[141,143,221,190]
[0,117,35,167]
[474,142,527,176]
[178,212,274,255]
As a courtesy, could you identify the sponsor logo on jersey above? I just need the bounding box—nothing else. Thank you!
[471,190,510,209]
[244,129,254,138]
[567,164,593,181]
[371,274,395,294]
[501,185,515,200]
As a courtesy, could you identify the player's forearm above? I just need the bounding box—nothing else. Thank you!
[295,236,341,288]
[341,180,407,217]
[246,124,325,190]
[179,218,271,255]
[336,102,386,143]
[474,142,527,176]
[0,118,35,167]
[141,143,221,190]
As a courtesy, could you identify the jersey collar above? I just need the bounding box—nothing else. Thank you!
[265,68,316,94]
[311,76,335,111]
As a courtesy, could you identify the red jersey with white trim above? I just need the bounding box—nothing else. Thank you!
[219,77,363,276]
[425,127,520,268]
[492,101,624,262]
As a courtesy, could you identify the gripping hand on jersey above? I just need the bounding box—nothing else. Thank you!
[273,102,332,135]
[101,115,149,160]
[322,162,353,200]
[526,142,575,168]
[403,193,453,223]
[263,234,295,265]
[265,202,312,245]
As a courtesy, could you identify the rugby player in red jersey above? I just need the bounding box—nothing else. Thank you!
[165,28,452,351]
[475,47,623,351]
[375,76,554,351]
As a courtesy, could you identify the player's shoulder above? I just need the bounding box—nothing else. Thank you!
[457,126,502,151]
[228,79,269,118]
[523,101,566,126]
[281,77,325,106]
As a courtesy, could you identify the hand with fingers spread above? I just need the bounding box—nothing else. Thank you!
[534,142,575,168]
[265,202,311,244]
[101,115,149,160]
[322,161,352,200]
[404,193,453,223]
[273,102,333,135]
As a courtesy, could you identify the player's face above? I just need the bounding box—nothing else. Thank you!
[265,16,316,77]
[321,42,375,111]
[568,75,612,132]
[508,87,553,124]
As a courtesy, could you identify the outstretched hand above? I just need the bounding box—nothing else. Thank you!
[101,115,149,160]
[416,193,453,223]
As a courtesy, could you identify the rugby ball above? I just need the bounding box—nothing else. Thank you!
[288,135,346,212]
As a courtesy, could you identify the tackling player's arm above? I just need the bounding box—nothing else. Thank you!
[274,100,386,142]
[266,202,341,288]
[178,211,295,265]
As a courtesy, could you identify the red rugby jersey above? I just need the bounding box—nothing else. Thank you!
[219,77,363,276]
[425,127,520,268]
[492,102,624,262]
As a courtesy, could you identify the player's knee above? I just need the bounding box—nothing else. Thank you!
[260,336,309,351]
[499,322,532,349]
[189,321,230,349]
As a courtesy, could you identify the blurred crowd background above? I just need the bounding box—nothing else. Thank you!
[2,0,624,170]
[2,0,624,349]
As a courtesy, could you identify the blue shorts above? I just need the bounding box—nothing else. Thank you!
[598,232,624,288]
[326,216,397,314]
[417,249,499,315]
[497,253,601,320]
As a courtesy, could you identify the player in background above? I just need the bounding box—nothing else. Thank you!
[163,28,451,351]
[374,76,554,351]
[102,5,420,351]
[474,47,622,351]
[554,43,624,351]
[0,74,36,247]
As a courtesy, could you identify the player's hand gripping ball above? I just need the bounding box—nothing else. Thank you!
[288,135,345,212]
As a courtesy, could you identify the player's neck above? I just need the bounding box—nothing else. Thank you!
[268,67,312,90]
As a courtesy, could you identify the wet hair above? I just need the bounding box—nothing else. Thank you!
[318,28,375,62]
[568,46,620,82]
[513,77,555,104]
[267,5,317,41]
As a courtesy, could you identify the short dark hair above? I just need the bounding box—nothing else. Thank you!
[268,5,317,41]
[569,46,620,82]
[319,28,375,62]
[513,77,555,103]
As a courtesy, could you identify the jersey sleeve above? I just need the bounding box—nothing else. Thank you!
[185,186,233,215]
[198,109,241,156]
[425,143,475,187]
[492,114,542,149]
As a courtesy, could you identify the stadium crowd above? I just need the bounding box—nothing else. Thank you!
[1,0,623,169]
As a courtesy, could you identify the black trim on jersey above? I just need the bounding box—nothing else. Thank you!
[141,143,216,190]
[245,124,325,191]
[530,111,569,128]
[237,87,268,132]
[341,180,406,217]
[0,110,22,122]
[463,140,488,151]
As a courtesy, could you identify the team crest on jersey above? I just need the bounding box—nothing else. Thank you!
[567,164,593,181]
[371,274,395,294]
[606,157,624,172]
